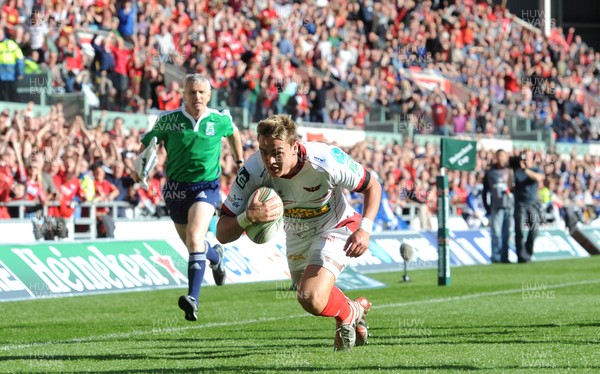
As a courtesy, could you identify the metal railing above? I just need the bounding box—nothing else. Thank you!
[1,200,468,238]
[0,201,169,240]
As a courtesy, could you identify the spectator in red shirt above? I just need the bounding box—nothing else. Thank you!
[2,0,20,28]
[172,1,192,31]
[20,161,48,218]
[0,153,14,219]
[48,153,82,219]
[158,81,182,111]
[431,95,448,135]
[110,36,133,109]
[259,0,278,30]
[450,177,469,215]
[128,54,145,96]
[504,66,520,93]
[91,162,119,238]
[134,169,163,217]
[59,34,84,93]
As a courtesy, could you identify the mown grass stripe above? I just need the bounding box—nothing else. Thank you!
[1,278,597,353]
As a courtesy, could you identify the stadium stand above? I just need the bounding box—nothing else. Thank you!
[1,1,598,133]
[0,0,599,238]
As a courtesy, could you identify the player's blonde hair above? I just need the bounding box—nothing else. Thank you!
[256,114,299,144]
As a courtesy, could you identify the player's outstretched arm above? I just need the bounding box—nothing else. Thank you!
[344,175,382,257]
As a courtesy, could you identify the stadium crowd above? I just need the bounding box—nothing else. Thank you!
[0,0,599,139]
[0,105,599,233]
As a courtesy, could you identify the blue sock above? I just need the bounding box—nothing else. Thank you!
[204,241,220,266]
[188,252,206,301]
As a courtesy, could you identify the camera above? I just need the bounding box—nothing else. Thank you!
[509,154,525,169]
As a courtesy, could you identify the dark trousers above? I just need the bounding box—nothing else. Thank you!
[514,203,540,262]
[0,80,18,102]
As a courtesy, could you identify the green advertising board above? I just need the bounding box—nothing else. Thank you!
[570,226,600,255]
[440,138,477,171]
[531,229,591,260]
[0,241,189,302]
[336,266,387,291]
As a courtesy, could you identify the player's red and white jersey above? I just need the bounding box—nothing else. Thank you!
[222,142,369,239]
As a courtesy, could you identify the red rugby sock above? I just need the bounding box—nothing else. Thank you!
[319,286,352,322]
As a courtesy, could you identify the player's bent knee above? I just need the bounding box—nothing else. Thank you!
[296,287,327,315]
[186,236,207,253]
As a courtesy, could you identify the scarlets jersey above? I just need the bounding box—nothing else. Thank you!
[222,142,369,239]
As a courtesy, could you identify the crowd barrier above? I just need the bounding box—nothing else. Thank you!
[1,201,454,242]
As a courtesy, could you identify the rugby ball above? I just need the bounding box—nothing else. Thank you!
[245,187,284,244]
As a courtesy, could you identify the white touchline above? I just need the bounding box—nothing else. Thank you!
[1,278,598,353]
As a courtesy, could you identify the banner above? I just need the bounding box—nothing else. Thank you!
[0,241,190,301]
[0,228,590,302]
[440,138,477,171]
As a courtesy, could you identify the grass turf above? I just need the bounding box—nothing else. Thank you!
[0,256,599,373]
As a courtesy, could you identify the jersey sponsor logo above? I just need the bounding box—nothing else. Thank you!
[205,122,215,136]
[287,254,306,261]
[331,147,347,164]
[331,147,360,175]
[235,167,250,189]
[314,156,326,163]
[259,168,267,178]
[284,203,330,219]
[227,194,244,208]
[302,184,321,192]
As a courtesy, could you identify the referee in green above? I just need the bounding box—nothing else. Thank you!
[134,74,244,321]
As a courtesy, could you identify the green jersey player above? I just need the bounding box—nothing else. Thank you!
[134,74,244,321]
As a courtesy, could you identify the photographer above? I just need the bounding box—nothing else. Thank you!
[511,151,545,263]
[483,149,512,263]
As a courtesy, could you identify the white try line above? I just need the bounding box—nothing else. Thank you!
[1,278,598,353]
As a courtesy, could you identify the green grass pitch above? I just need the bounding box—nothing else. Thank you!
[1,256,599,373]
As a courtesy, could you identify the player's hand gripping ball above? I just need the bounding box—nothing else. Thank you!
[245,187,284,244]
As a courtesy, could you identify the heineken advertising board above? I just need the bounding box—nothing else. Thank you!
[0,241,190,301]
[0,236,297,302]
[0,228,590,302]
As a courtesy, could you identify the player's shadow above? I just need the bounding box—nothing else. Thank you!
[146,337,326,350]
[430,321,600,329]
[0,353,149,362]
[89,364,485,373]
